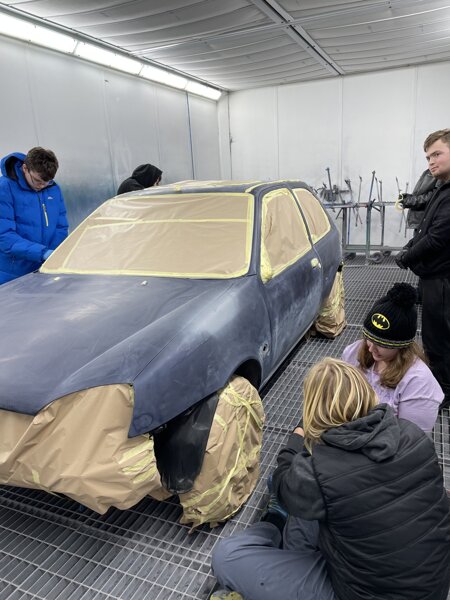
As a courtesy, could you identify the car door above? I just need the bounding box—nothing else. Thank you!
[259,187,323,370]
[292,186,341,299]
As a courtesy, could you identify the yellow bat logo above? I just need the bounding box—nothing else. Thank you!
[371,313,390,330]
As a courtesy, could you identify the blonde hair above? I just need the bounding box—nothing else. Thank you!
[357,340,427,388]
[302,358,378,452]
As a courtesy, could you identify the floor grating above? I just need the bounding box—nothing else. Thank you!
[0,256,448,599]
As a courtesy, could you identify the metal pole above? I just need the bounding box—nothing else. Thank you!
[326,167,333,202]
[366,171,376,263]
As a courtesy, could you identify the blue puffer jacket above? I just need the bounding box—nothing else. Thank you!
[0,152,68,284]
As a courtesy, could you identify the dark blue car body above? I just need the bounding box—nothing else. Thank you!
[0,180,341,437]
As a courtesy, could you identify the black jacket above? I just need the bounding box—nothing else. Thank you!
[273,405,450,600]
[117,164,162,195]
[401,169,437,229]
[402,180,450,278]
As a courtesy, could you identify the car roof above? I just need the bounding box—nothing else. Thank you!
[114,179,311,197]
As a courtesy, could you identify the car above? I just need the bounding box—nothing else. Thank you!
[0,180,341,521]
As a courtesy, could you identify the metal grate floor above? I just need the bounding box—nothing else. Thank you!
[0,257,448,599]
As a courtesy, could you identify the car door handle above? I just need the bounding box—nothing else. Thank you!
[311,258,321,269]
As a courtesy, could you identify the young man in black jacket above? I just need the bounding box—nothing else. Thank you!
[211,359,450,600]
[396,128,450,407]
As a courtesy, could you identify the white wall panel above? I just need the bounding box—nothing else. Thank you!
[341,69,416,246]
[104,71,160,190]
[0,38,38,151]
[188,95,221,180]
[229,88,278,180]
[218,95,232,179]
[154,86,193,184]
[414,62,450,180]
[278,78,342,185]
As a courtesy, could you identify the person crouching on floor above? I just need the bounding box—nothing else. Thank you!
[342,282,443,434]
[210,358,450,600]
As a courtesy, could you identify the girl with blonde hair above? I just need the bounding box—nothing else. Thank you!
[211,358,450,600]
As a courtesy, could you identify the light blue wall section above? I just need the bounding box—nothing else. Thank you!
[0,35,221,228]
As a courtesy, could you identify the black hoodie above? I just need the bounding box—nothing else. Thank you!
[117,164,162,195]
[273,405,450,600]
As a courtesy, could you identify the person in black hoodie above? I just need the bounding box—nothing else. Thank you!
[211,358,450,600]
[116,163,162,195]
[396,128,450,407]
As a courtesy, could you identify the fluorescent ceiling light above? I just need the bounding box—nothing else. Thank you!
[0,12,76,53]
[31,26,77,53]
[75,42,116,66]
[75,42,142,74]
[110,54,142,75]
[186,81,222,100]
[140,65,187,89]
[0,13,34,40]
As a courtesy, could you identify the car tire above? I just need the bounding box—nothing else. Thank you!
[178,375,265,528]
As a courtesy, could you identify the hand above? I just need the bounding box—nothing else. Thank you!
[42,249,53,260]
[395,250,408,270]
[293,426,304,437]
[398,193,412,208]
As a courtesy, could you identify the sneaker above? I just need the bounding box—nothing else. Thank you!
[210,590,244,600]
[260,474,288,531]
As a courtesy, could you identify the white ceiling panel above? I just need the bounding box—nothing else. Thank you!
[2,0,450,90]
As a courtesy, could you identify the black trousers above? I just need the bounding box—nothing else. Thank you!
[421,277,450,407]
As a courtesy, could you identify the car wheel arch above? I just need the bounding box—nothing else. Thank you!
[233,358,262,389]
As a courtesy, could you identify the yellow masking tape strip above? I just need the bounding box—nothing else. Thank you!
[133,465,159,484]
[86,218,250,229]
[119,438,153,463]
[213,413,228,432]
[32,469,40,485]
[122,455,156,474]
[41,266,251,279]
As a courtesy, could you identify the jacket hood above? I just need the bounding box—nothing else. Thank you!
[132,164,162,187]
[0,152,28,188]
[321,404,400,462]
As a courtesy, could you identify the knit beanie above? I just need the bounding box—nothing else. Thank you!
[362,283,417,348]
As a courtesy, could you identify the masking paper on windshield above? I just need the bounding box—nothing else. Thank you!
[42,193,254,278]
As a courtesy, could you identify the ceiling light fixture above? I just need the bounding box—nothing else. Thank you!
[0,10,222,100]
[140,64,187,89]
[0,12,77,53]
[186,81,222,100]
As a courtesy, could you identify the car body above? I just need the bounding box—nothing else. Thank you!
[0,180,341,511]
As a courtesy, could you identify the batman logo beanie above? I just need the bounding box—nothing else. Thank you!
[362,283,417,348]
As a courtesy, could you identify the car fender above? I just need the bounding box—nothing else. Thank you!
[130,276,270,436]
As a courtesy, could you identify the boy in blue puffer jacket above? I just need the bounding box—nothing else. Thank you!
[0,147,68,284]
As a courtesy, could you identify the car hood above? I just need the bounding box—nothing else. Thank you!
[0,272,237,415]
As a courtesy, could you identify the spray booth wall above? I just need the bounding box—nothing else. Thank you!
[0,35,221,228]
[220,61,450,249]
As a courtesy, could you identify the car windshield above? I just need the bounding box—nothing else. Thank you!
[41,193,254,279]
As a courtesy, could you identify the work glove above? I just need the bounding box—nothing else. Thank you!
[42,249,53,261]
[395,250,408,270]
[398,192,412,208]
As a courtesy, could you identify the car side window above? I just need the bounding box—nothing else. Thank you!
[292,188,331,243]
[260,188,312,283]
